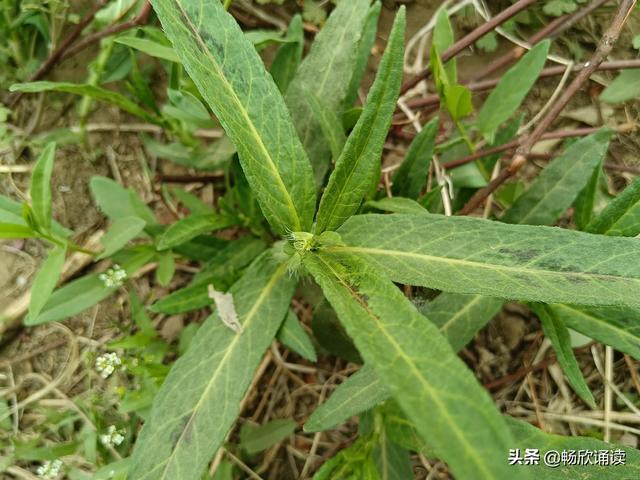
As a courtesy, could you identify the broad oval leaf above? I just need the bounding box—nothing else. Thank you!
[26,245,66,323]
[156,213,235,250]
[303,252,524,480]
[29,142,56,230]
[315,8,406,233]
[152,0,316,234]
[502,131,610,225]
[98,217,146,259]
[285,0,371,184]
[332,213,640,308]
[587,176,640,236]
[128,252,295,480]
[476,40,550,141]
[90,176,156,226]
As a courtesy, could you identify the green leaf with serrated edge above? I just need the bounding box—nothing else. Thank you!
[90,176,155,226]
[305,365,387,432]
[10,82,161,124]
[306,91,347,161]
[502,131,610,225]
[392,117,438,198]
[421,292,503,352]
[277,309,316,361]
[156,213,235,250]
[0,223,37,238]
[153,0,315,235]
[506,417,640,479]
[365,197,428,215]
[26,245,66,323]
[26,250,154,326]
[476,40,550,141]
[303,252,523,480]
[433,7,456,83]
[239,418,296,455]
[128,252,295,480]
[547,304,640,361]
[587,176,640,236]
[316,9,405,233]
[286,0,370,185]
[29,142,56,230]
[115,36,181,62]
[306,292,502,432]
[332,213,640,308]
[573,159,602,230]
[270,14,303,94]
[152,237,266,314]
[531,304,595,407]
[344,1,382,109]
[97,217,146,259]
[600,69,640,104]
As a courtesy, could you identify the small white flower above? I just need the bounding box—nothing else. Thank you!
[36,459,62,479]
[95,352,122,378]
[99,264,128,288]
[100,425,126,447]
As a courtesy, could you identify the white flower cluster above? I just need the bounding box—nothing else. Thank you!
[36,459,62,479]
[95,352,122,378]
[100,425,125,447]
[99,264,127,288]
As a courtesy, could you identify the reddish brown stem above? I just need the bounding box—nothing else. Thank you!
[400,0,538,94]
[459,0,637,216]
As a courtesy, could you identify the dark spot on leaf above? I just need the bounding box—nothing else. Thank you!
[169,413,192,448]
[497,248,540,262]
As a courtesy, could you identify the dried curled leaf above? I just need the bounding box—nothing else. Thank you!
[208,284,243,334]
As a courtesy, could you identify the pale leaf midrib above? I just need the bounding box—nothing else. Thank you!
[437,294,484,334]
[171,0,301,231]
[554,304,640,345]
[156,261,288,479]
[316,255,496,479]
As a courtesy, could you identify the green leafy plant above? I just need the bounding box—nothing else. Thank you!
[4,1,640,479]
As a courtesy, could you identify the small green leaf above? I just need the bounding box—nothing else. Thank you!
[97,216,146,259]
[587,176,640,236]
[501,131,610,226]
[316,8,406,233]
[444,84,473,121]
[433,7,456,83]
[156,250,176,287]
[573,158,602,230]
[90,176,155,226]
[0,223,37,238]
[239,419,296,455]
[277,309,316,361]
[531,304,596,407]
[128,252,295,480]
[115,36,180,62]
[476,40,550,141]
[157,214,235,250]
[392,117,438,198]
[26,245,66,323]
[306,91,347,160]
[270,14,304,94]
[29,142,56,230]
[365,197,428,215]
[10,81,161,124]
[600,69,640,103]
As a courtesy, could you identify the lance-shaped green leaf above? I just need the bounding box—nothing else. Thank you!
[10,82,162,125]
[90,176,156,226]
[277,309,316,362]
[115,36,181,62]
[531,304,595,407]
[128,252,295,480]
[332,213,640,308]
[304,252,523,480]
[476,40,550,141]
[26,245,66,323]
[0,223,37,238]
[153,0,315,234]
[421,292,503,352]
[316,9,405,233]
[286,0,370,184]
[270,14,303,94]
[305,365,387,432]
[97,217,146,259]
[344,1,382,109]
[156,213,235,250]
[392,117,438,198]
[573,159,602,230]
[587,176,640,237]
[29,142,56,230]
[365,197,428,215]
[239,419,296,455]
[433,7,456,83]
[306,91,346,160]
[502,131,610,226]
[506,417,640,479]
[547,304,640,361]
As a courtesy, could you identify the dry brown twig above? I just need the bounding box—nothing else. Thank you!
[459,0,638,216]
